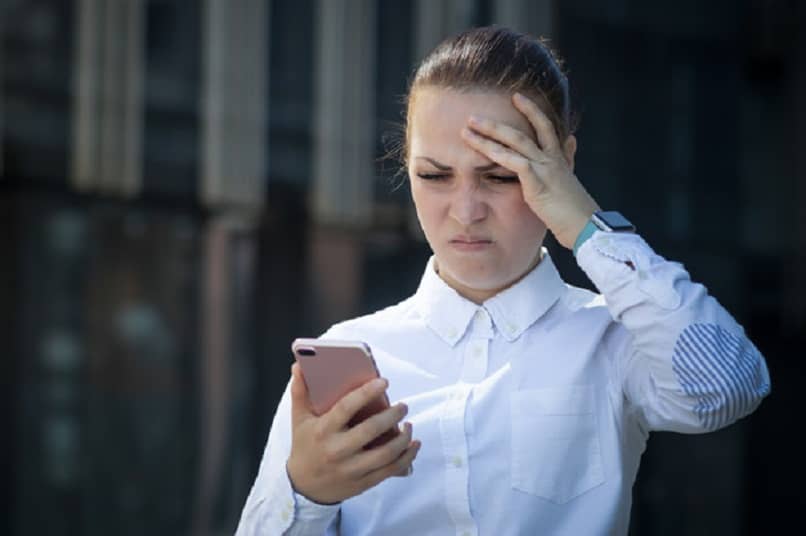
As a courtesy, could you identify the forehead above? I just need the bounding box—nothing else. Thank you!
[408,87,535,158]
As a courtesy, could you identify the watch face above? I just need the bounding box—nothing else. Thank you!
[593,211,636,232]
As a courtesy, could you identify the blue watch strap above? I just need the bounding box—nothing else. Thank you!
[573,219,598,256]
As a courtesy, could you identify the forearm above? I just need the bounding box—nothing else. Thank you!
[577,231,771,432]
[235,466,340,536]
[235,383,341,535]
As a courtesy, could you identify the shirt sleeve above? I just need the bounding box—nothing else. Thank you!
[576,231,771,433]
[234,380,341,535]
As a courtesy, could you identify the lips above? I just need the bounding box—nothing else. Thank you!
[449,235,493,251]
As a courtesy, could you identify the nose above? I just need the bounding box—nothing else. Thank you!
[448,179,488,226]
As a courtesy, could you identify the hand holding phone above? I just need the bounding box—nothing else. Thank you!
[286,339,421,504]
[292,338,399,448]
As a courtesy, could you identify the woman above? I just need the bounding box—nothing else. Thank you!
[236,27,770,535]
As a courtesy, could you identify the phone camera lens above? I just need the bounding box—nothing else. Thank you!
[297,347,316,357]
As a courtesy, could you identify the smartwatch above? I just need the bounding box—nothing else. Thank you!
[573,211,636,255]
[591,211,636,233]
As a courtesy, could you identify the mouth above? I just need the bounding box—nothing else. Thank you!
[449,236,493,251]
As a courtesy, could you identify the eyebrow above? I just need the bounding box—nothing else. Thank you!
[415,156,502,172]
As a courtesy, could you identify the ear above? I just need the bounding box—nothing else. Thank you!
[563,135,577,172]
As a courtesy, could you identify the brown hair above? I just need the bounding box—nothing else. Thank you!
[402,26,576,164]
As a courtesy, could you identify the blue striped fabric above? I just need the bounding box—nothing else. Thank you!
[672,323,770,430]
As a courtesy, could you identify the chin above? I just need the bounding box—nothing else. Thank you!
[446,265,514,293]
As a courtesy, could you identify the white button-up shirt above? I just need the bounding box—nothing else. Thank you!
[236,232,770,535]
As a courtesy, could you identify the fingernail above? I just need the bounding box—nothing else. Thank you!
[513,92,524,101]
[468,115,480,124]
[399,403,409,416]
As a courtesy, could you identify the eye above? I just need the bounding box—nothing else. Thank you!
[486,174,519,184]
[417,173,449,181]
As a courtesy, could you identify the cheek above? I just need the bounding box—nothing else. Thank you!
[498,194,538,223]
[497,199,546,242]
[410,185,440,230]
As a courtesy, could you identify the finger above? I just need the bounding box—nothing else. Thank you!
[512,93,561,154]
[342,422,413,478]
[289,363,315,423]
[357,440,421,489]
[321,402,407,462]
[461,128,535,180]
[339,402,408,452]
[466,115,542,161]
[324,377,389,433]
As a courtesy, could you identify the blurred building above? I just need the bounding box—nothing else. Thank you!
[1,1,804,535]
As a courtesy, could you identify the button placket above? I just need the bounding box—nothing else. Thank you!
[439,385,477,535]
[461,309,491,382]
[460,339,488,382]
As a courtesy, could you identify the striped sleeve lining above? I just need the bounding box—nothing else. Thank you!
[672,323,770,430]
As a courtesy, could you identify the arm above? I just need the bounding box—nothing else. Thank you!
[576,231,770,432]
[236,360,420,535]
[234,380,341,535]
[459,92,770,434]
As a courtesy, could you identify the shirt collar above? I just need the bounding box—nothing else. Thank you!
[412,248,566,345]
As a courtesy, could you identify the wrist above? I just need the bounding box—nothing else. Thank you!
[573,219,598,256]
[557,206,598,250]
[286,458,342,506]
[573,210,637,255]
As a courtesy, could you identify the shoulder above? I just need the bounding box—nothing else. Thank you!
[561,283,608,314]
[320,295,421,341]
[557,283,633,355]
[557,283,627,338]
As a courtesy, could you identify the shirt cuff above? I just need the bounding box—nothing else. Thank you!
[575,231,683,311]
[285,465,342,530]
[240,465,341,535]
[293,490,342,522]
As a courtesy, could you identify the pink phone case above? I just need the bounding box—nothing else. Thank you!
[291,338,399,449]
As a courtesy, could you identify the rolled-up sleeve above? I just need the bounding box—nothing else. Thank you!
[576,231,771,433]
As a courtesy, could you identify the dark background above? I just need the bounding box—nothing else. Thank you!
[1,1,804,534]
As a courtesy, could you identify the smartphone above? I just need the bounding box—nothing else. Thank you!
[291,338,400,449]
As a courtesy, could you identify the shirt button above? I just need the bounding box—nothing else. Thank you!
[452,456,463,468]
[462,532,472,536]
[281,510,290,522]
[446,327,457,339]
[472,345,483,358]
[506,323,517,335]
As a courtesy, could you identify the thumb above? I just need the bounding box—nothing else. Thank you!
[290,362,315,423]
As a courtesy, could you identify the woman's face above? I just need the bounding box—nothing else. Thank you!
[408,87,548,303]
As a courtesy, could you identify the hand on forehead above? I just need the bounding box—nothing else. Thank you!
[408,88,539,165]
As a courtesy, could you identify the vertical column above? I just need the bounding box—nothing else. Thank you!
[309,0,377,327]
[195,2,268,533]
[71,0,99,192]
[70,0,145,197]
[200,0,268,210]
[312,0,376,227]
[493,0,554,38]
